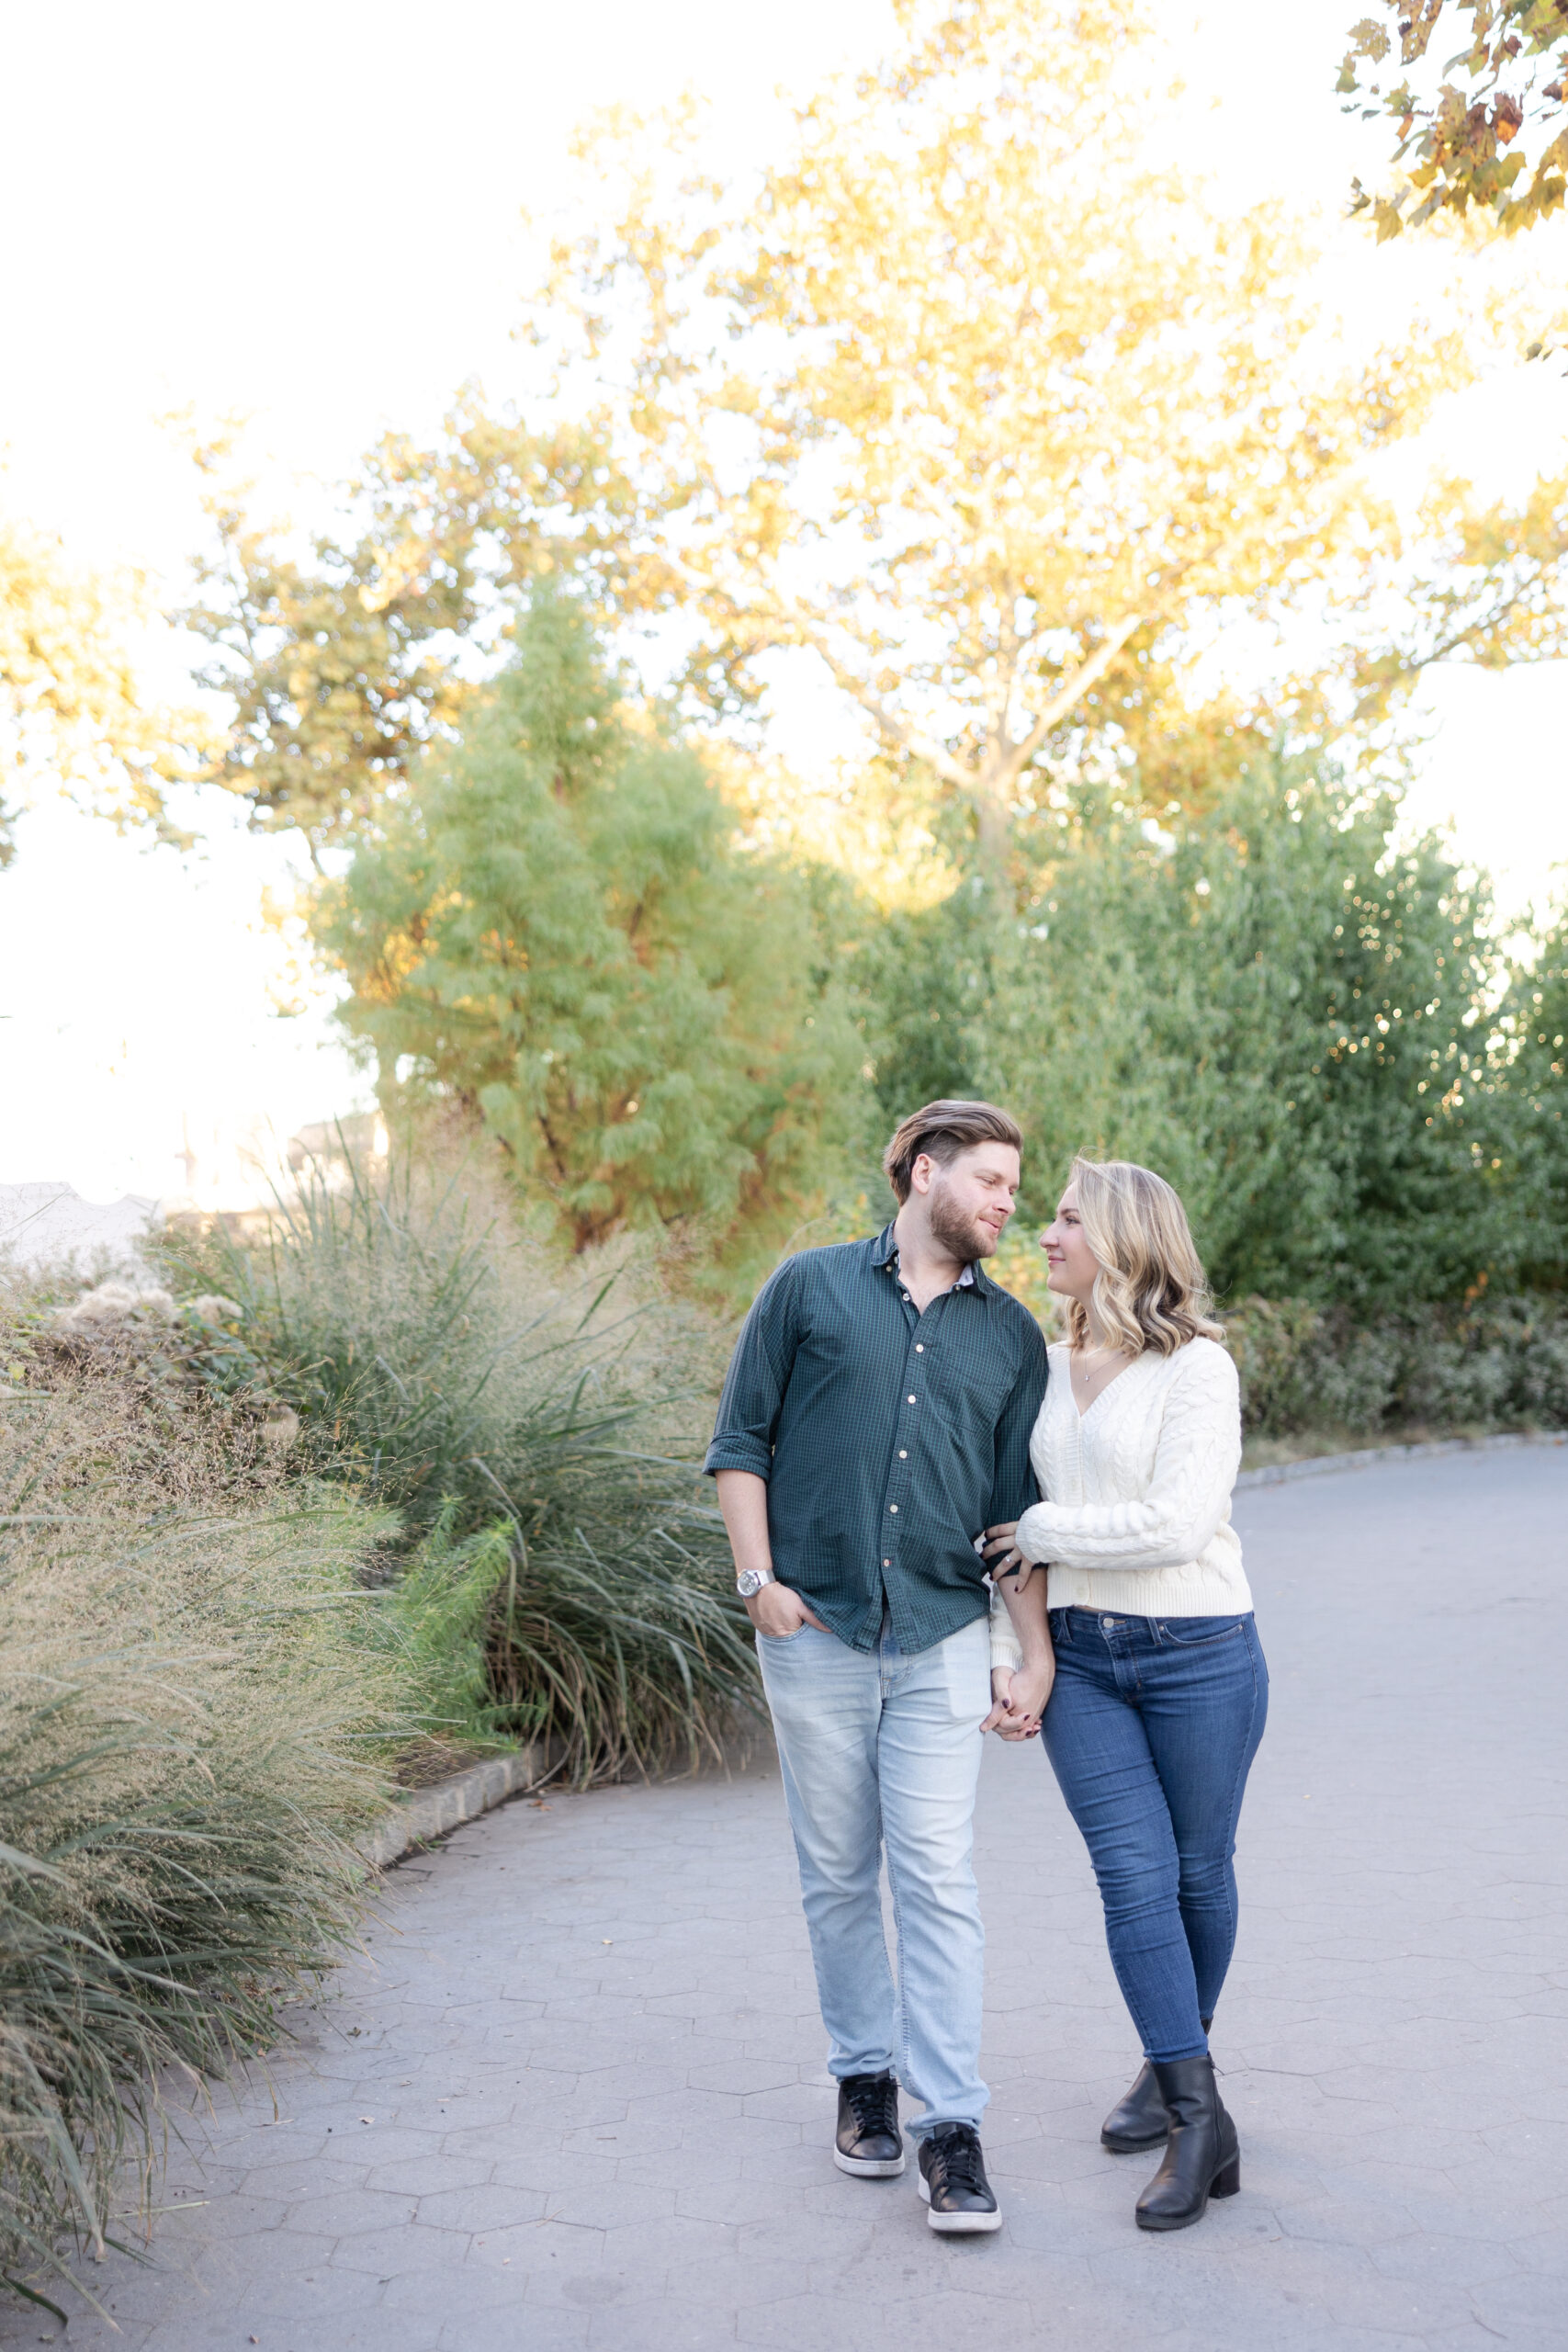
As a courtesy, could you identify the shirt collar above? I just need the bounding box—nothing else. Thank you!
[872,1223,990,1295]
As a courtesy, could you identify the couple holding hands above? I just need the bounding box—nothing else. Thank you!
[708,1100,1267,2238]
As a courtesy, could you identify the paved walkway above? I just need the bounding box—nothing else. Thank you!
[16,1451,1566,2350]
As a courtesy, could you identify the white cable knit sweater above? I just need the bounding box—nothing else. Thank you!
[989,1336,1249,1672]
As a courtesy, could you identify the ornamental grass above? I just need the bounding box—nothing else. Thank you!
[0,1326,400,2321]
[164,1141,762,1783]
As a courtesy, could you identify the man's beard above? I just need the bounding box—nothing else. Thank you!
[928,1184,997,1262]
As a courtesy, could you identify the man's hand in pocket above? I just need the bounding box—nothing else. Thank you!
[748,1582,829,1638]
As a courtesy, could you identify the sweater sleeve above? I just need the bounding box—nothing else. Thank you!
[988,1583,1023,1673]
[1013,1343,1241,1576]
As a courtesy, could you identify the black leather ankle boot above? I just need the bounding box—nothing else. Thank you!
[1134,2054,1239,2232]
[1101,2018,1212,2154]
[1101,2062,1167,2153]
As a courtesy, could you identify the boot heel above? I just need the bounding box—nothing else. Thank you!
[1211,2154,1241,2199]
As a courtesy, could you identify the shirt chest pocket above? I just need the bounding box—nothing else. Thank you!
[795,1296,903,1381]
[921,1342,1012,1431]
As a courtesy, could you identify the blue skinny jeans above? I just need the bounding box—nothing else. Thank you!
[1042,1606,1269,2064]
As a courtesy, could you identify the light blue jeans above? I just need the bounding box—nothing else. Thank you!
[756,1609,992,2137]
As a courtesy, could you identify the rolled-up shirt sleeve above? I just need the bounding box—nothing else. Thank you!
[703,1258,803,1481]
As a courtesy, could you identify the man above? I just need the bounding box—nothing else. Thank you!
[706,1100,1049,2233]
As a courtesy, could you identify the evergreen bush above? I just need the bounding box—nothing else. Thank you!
[317,588,863,1288]
[867,754,1526,1307]
[1223,1292,1568,1440]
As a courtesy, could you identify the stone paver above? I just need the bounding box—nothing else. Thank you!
[11,1449,1564,2350]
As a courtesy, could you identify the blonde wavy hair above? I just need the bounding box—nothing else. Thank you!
[1064,1157,1224,1359]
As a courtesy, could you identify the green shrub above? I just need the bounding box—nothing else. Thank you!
[1396,1295,1568,1430]
[865,755,1529,1307]
[0,1338,401,2318]
[1224,1291,1568,1439]
[387,1509,758,1781]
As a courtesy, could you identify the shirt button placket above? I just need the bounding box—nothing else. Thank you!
[886,1324,922,1583]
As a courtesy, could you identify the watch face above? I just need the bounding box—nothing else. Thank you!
[738,1569,764,1597]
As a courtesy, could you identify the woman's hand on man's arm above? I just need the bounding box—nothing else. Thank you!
[982,1517,1044,1592]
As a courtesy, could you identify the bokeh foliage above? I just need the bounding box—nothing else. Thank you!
[0,516,201,865]
[177,3,1568,878]
[9,0,1565,1317]
[314,598,1566,1312]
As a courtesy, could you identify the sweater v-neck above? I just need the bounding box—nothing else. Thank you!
[1071,1349,1144,1421]
[1063,1343,1156,1423]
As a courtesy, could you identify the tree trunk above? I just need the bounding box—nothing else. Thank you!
[974,781,1013,885]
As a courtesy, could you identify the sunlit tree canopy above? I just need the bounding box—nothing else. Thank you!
[189,0,1568,888]
[0,515,190,862]
[530,0,1567,870]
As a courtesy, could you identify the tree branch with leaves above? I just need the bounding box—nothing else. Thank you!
[1341,0,1568,244]
[185,0,1568,887]
[178,401,680,859]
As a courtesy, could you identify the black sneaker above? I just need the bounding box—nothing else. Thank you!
[834,2070,905,2177]
[917,2123,1001,2233]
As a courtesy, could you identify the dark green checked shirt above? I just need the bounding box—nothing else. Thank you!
[704,1223,1050,1655]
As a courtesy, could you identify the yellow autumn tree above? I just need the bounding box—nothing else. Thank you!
[0,514,192,862]
[188,0,1568,884]
[179,409,660,862]
[533,0,1564,870]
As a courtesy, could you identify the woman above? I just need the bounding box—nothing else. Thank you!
[985,1157,1267,2234]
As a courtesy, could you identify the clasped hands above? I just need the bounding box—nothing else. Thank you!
[977,1517,1053,1740]
[980,1656,1053,1739]
[741,1516,1053,1738]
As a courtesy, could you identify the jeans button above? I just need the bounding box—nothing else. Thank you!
[1102,1616,1116,1629]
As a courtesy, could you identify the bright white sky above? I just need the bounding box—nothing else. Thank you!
[2,0,1564,1206]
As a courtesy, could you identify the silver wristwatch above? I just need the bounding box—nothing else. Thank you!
[736,1566,776,1600]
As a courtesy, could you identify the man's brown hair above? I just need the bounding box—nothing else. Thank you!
[882,1099,1024,1204]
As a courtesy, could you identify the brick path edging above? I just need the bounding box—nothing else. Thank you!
[357,1744,550,1870]
[357,1428,1566,1868]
